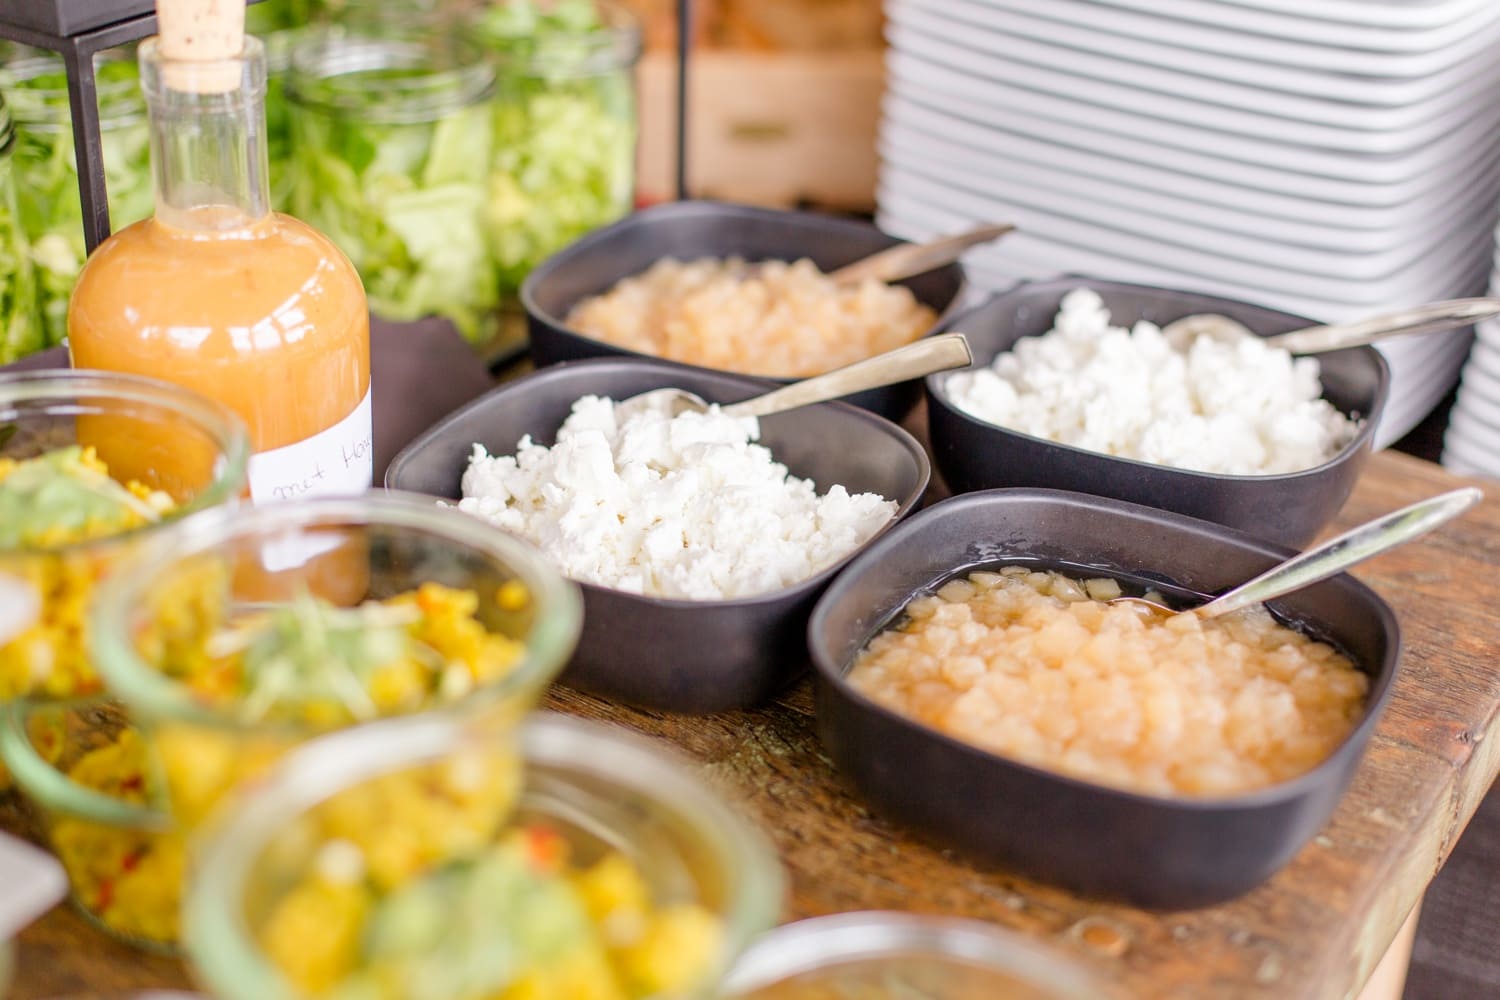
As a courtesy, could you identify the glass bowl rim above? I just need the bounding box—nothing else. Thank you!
[0,369,251,558]
[88,490,583,738]
[0,696,170,831]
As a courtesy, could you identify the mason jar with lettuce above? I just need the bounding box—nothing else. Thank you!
[287,31,501,344]
[475,0,641,297]
[2,54,151,351]
[0,92,36,365]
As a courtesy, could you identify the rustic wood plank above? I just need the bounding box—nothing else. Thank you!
[7,448,1497,1000]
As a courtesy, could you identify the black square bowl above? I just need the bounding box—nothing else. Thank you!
[521,200,968,422]
[925,277,1390,548]
[386,357,931,713]
[807,488,1402,909]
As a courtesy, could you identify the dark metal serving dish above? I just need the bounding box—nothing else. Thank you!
[925,277,1391,548]
[806,488,1401,909]
[521,200,968,422]
[386,357,931,713]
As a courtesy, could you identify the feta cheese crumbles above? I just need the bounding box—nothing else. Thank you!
[455,394,897,600]
[944,288,1360,476]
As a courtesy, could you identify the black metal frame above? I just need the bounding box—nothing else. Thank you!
[0,0,693,254]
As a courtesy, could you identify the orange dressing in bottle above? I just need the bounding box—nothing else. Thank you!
[68,1,371,504]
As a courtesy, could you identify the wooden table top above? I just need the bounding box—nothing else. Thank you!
[8,447,1498,1000]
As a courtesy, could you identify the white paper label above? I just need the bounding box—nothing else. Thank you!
[248,387,373,504]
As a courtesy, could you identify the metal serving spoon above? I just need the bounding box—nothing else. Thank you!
[616,332,974,421]
[1110,487,1483,620]
[1161,297,1500,355]
[822,223,1015,286]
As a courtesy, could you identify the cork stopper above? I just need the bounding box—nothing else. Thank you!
[155,0,245,93]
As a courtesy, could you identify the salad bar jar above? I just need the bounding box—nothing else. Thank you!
[184,712,784,1000]
[475,0,642,307]
[2,53,152,353]
[0,370,250,702]
[0,89,35,366]
[88,492,581,830]
[0,697,184,953]
[286,30,501,345]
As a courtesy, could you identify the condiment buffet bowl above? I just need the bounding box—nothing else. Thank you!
[806,488,1401,909]
[386,357,931,713]
[722,911,1106,999]
[925,277,1390,547]
[521,199,967,422]
[184,711,785,1000]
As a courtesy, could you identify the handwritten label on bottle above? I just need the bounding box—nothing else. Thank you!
[248,388,374,504]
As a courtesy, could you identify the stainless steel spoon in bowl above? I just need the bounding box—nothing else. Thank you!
[823,223,1015,286]
[1161,297,1500,355]
[1111,487,1483,620]
[616,332,974,421]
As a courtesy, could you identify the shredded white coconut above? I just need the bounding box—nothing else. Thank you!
[943,288,1360,475]
[454,394,897,600]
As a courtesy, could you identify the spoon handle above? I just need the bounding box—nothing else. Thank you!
[826,224,1015,287]
[1197,487,1484,619]
[1265,297,1500,355]
[723,333,974,419]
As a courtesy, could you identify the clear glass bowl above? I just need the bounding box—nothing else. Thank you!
[0,696,183,954]
[185,710,785,1000]
[89,492,582,831]
[0,370,250,703]
[722,912,1109,1000]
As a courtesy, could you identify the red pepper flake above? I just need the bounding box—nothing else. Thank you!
[119,773,144,794]
[96,879,114,913]
[524,825,565,872]
[121,849,145,873]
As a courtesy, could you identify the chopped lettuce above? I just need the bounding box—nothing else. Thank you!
[0,151,37,365]
[2,55,152,351]
[288,62,499,342]
[475,0,638,295]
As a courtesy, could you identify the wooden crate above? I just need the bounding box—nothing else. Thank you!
[634,48,884,211]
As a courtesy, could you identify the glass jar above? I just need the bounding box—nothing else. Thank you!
[721,912,1110,1000]
[474,0,641,299]
[0,697,184,954]
[0,370,250,702]
[1,53,152,351]
[184,711,784,1000]
[0,91,36,367]
[286,30,501,345]
[89,492,582,831]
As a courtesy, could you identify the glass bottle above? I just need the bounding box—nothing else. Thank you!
[67,34,373,504]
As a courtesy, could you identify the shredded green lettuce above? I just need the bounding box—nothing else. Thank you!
[288,57,500,342]
[0,145,38,365]
[476,0,638,297]
[3,55,152,352]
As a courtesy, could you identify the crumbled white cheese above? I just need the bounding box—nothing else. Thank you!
[943,288,1359,475]
[455,394,897,600]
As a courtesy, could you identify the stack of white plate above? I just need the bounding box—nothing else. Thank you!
[876,0,1500,446]
[1443,243,1500,478]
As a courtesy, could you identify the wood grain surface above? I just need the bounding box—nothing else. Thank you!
[7,447,1497,1000]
